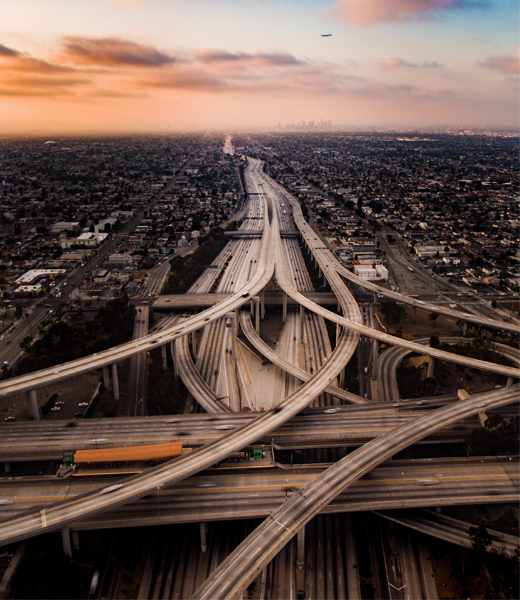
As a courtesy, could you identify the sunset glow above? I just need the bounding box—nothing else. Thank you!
[1,0,518,133]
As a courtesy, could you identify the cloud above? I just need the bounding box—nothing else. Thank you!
[141,68,228,92]
[380,56,441,69]
[353,81,420,96]
[478,47,519,74]
[59,36,177,67]
[329,0,488,26]
[196,50,305,67]
[0,43,20,57]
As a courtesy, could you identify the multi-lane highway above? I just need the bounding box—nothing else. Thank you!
[0,154,518,594]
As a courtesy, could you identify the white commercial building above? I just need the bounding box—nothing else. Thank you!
[354,264,389,281]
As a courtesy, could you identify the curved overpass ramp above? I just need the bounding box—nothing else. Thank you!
[192,384,520,599]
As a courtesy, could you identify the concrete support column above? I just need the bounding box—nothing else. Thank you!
[71,530,80,551]
[339,368,345,389]
[61,526,72,557]
[506,377,514,387]
[26,389,39,421]
[111,363,120,401]
[463,322,469,337]
[299,305,304,340]
[411,306,416,324]
[318,266,322,278]
[372,339,379,376]
[427,357,435,378]
[373,293,377,305]
[296,526,305,569]
[283,292,287,322]
[103,365,111,391]
[260,289,265,319]
[200,522,207,553]
[191,332,197,359]
[225,313,236,360]
[170,342,178,380]
[3,462,11,474]
[161,344,167,370]
[254,297,260,334]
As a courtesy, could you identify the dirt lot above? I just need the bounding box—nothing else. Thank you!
[373,302,465,339]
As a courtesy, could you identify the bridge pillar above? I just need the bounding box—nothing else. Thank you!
[26,389,39,421]
[463,322,469,337]
[103,366,111,391]
[3,462,10,474]
[25,390,40,421]
[254,297,260,334]
[299,305,304,340]
[283,292,287,322]
[171,342,179,380]
[191,331,197,360]
[411,306,416,324]
[478,412,488,427]
[61,526,72,557]
[260,289,265,319]
[372,339,379,376]
[296,525,305,594]
[200,522,207,553]
[161,344,167,370]
[71,530,80,551]
[506,377,514,387]
[112,363,120,400]
[427,357,434,378]
[339,367,345,389]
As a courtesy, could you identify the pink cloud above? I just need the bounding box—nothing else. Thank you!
[380,56,441,69]
[58,36,177,67]
[478,47,520,74]
[330,0,483,26]
[196,50,305,67]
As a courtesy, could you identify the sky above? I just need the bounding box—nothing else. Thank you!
[0,0,518,134]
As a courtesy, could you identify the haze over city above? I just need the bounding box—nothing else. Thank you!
[1,0,519,134]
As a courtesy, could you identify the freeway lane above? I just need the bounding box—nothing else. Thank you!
[0,400,487,461]
[191,384,520,599]
[0,161,361,546]
[0,172,275,400]
[378,337,520,403]
[239,310,366,404]
[0,458,516,528]
[270,175,519,334]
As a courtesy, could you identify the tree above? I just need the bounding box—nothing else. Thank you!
[429,334,440,348]
[14,305,22,320]
[381,300,406,324]
[468,524,492,557]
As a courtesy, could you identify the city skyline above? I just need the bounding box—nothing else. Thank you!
[0,0,518,134]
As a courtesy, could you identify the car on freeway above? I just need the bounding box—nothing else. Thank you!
[418,479,437,486]
[51,406,60,412]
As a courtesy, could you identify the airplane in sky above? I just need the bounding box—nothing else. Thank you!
[321,34,332,37]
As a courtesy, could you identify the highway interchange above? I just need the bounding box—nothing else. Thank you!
[0,155,518,598]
